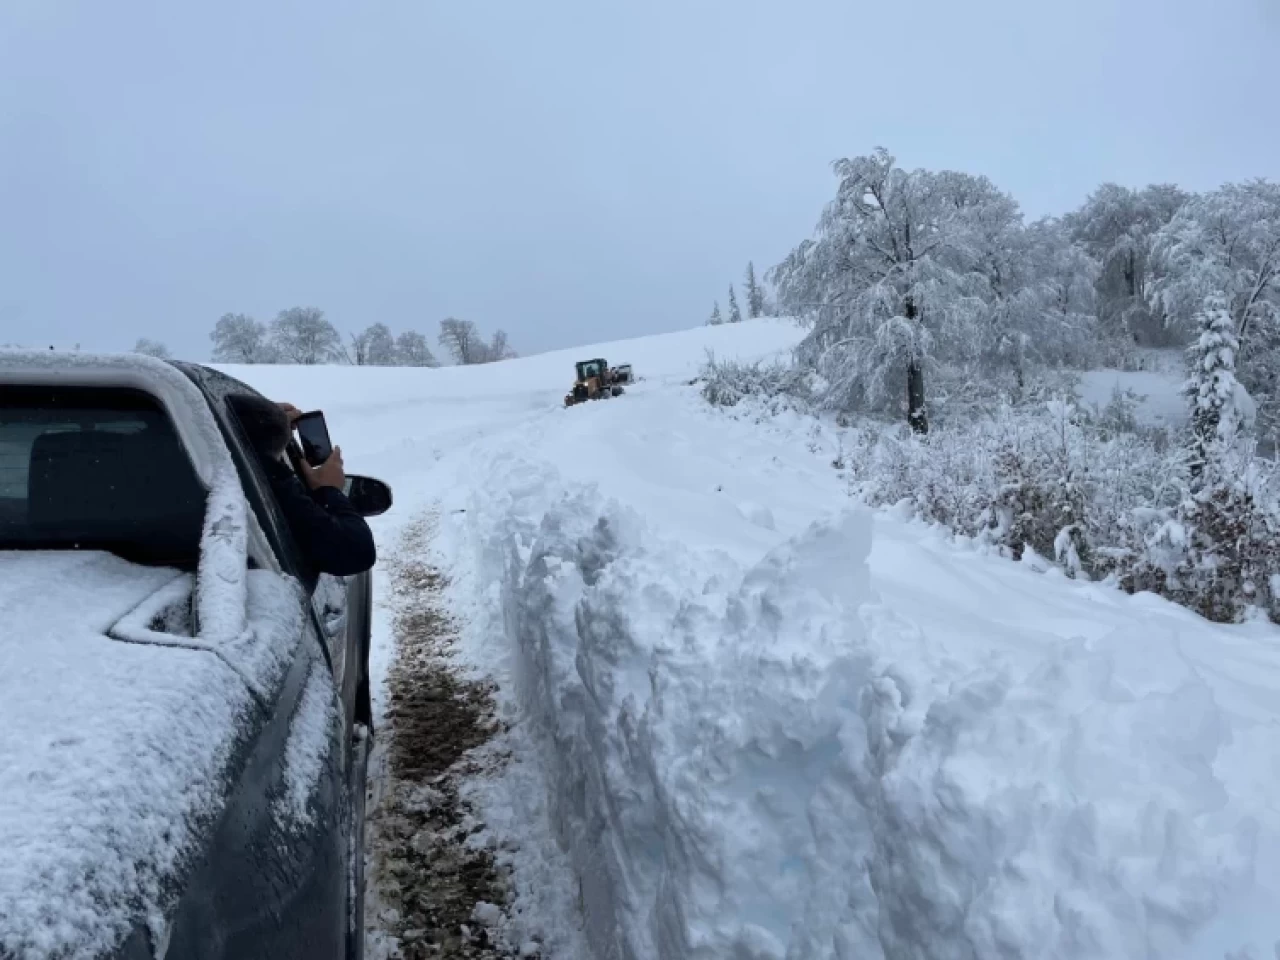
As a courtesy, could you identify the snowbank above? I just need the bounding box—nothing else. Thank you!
[473,452,1280,960]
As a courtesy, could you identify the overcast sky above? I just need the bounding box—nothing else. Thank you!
[1,0,1277,359]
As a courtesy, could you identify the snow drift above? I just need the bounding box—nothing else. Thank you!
[472,450,1277,960]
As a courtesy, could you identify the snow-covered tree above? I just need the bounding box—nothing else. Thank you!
[270,307,342,364]
[394,330,438,367]
[210,313,275,363]
[1012,217,1103,370]
[485,329,517,362]
[133,338,171,360]
[1064,183,1189,345]
[1151,180,1280,445]
[708,302,724,326]
[351,323,398,366]
[1152,182,1280,341]
[773,148,1020,432]
[1184,295,1254,478]
[960,180,1041,388]
[438,318,486,365]
[745,262,766,318]
[1027,218,1098,325]
[728,287,743,323]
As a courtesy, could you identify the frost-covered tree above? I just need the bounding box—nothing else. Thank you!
[210,313,275,363]
[960,180,1042,389]
[728,287,743,323]
[1184,295,1254,478]
[772,148,1020,432]
[1140,292,1277,623]
[1011,217,1103,370]
[1027,218,1098,326]
[485,329,517,362]
[270,307,342,364]
[744,262,766,318]
[708,301,724,326]
[438,318,486,365]
[1064,183,1189,345]
[394,330,438,367]
[133,338,171,360]
[351,323,398,366]
[1151,180,1280,445]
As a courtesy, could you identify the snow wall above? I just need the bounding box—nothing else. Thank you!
[470,454,1262,960]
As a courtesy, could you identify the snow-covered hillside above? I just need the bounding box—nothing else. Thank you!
[227,318,1280,960]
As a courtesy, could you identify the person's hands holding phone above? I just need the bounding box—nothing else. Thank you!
[302,445,346,491]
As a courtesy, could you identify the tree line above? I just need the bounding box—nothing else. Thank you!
[131,309,517,367]
[708,261,770,326]
[770,147,1280,448]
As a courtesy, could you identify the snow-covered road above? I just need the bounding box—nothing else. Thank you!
[228,319,1280,960]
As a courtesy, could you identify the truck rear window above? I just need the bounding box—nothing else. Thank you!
[0,387,207,568]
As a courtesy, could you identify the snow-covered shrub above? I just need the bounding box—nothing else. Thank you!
[842,395,1280,623]
[1084,385,1141,436]
[699,351,811,409]
[1169,460,1280,622]
[852,400,1116,569]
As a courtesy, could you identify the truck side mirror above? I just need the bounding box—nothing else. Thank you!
[344,475,393,517]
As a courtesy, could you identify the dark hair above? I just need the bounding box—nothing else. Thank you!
[228,394,291,459]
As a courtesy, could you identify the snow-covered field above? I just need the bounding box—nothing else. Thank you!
[228,319,1280,960]
[1077,362,1189,430]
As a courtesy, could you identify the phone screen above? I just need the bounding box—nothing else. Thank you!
[294,411,333,466]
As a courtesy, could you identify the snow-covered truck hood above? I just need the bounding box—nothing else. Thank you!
[0,551,303,959]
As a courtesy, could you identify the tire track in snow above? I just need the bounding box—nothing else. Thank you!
[363,513,517,959]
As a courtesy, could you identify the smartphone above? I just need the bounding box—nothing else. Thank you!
[294,410,333,467]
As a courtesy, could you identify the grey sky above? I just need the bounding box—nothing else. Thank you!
[1,0,1277,359]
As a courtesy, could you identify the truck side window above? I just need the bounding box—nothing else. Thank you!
[0,386,206,569]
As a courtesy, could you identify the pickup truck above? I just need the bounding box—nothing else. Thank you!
[0,351,389,960]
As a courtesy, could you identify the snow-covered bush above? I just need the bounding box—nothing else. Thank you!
[848,400,1181,573]
[699,352,812,410]
[845,396,1280,622]
[1166,459,1280,622]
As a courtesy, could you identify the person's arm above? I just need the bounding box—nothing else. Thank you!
[263,455,377,576]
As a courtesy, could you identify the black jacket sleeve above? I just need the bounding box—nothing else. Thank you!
[263,459,377,577]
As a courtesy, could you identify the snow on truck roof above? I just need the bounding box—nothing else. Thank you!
[0,350,226,487]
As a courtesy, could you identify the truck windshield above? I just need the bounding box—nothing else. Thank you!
[0,387,207,568]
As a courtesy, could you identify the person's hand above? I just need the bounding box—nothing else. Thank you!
[304,446,346,491]
[277,402,303,425]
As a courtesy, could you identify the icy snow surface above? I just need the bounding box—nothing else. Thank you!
[228,319,1280,959]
